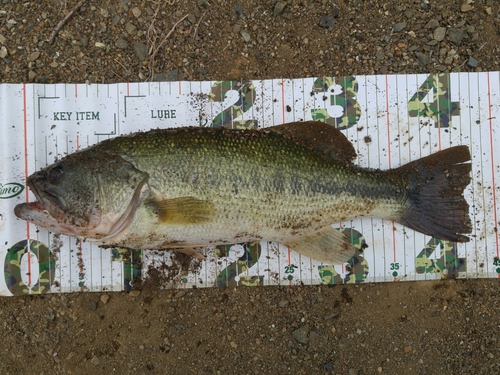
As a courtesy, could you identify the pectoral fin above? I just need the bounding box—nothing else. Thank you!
[285,226,356,264]
[147,197,216,225]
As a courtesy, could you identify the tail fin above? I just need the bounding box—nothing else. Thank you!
[394,145,472,242]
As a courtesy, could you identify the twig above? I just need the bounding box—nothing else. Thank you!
[148,14,189,80]
[47,0,87,44]
[192,11,206,38]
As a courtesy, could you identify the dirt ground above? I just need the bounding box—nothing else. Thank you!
[1,0,500,374]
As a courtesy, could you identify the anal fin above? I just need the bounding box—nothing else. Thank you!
[285,226,356,264]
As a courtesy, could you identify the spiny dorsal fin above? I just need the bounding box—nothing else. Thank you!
[267,121,357,164]
[284,225,356,264]
[147,197,216,225]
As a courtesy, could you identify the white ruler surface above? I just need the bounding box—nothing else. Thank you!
[0,73,499,296]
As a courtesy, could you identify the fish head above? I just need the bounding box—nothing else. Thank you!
[15,149,149,240]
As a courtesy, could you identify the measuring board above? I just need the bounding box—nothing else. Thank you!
[0,72,499,296]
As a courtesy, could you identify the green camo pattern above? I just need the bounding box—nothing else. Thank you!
[408,73,460,128]
[311,76,361,130]
[415,238,466,279]
[318,228,369,284]
[4,239,55,295]
[210,80,257,129]
[214,242,264,287]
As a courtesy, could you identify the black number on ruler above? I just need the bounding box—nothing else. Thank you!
[210,80,258,129]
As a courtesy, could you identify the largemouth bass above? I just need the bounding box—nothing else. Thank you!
[14,121,472,264]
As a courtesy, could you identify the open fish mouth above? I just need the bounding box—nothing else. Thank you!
[14,179,67,223]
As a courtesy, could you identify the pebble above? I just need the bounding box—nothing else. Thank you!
[100,294,110,304]
[278,299,289,308]
[0,34,6,45]
[292,324,309,344]
[28,71,36,82]
[319,14,336,29]
[433,27,447,41]
[466,56,478,68]
[448,28,464,45]
[325,361,334,373]
[115,38,129,49]
[240,30,251,42]
[153,69,179,82]
[414,51,429,66]
[133,41,148,61]
[125,22,137,35]
[0,46,7,58]
[90,300,97,311]
[392,22,406,33]
[348,369,358,375]
[425,19,440,29]
[460,3,473,12]
[404,345,412,352]
[273,1,287,15]
[28,51,40,61]
[90,356,100,365]
[131,7,142,18]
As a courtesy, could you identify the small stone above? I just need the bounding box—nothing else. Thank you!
[319,14,336,29]
[404,345,412,352]
[153,69,179,82]
[273,1,287,15]
[29,51,40,61]
[375,50,385,60]
[90,300,97,311]
[100,8,110,18]
[485,6,492,15]
[279,300,289,308]
[131,7,142,18]
[466,56,478,68]
[187,13,196,24]
[91,356,100,365]
[240,30,251,42]
[448,28,465,45]
[425,19,440,29]
[434,27,447,41]
[115,38,129,49]
[133,41,148,61]
[230,341,237,348]
[125,22,137,35]
[0,34,6,45]
[392,22,406,33]
[129,290,141,297]
[292,325,310,344]
[377,367,383,373]
[50,61,59,68]
[414,51,429,66]
[460,3,473,12]
[348,369,358,375]
[100,294,110,304]
[28,71,36,82]
[325,361,334,373]
[0,46,7,59]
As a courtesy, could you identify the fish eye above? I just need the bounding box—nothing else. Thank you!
[48,165,64,183]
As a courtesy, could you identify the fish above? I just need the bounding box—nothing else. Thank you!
[14,121,472,264]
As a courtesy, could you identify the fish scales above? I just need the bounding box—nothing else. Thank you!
[101,127,405,247]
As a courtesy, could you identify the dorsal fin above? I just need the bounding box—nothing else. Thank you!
[267,121,357,164]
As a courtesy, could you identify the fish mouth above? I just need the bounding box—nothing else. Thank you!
[20,178,68,221]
